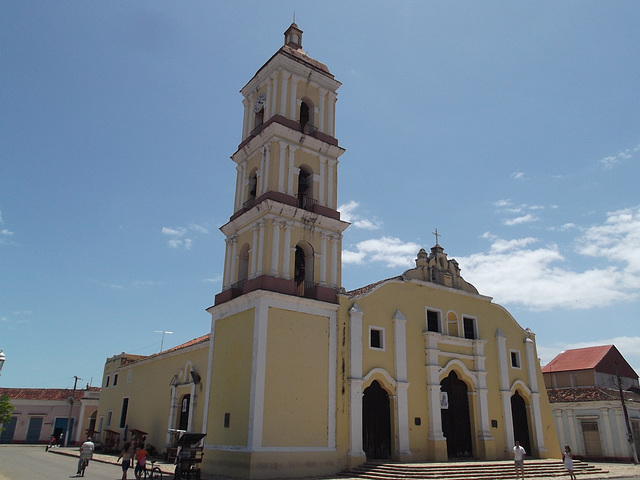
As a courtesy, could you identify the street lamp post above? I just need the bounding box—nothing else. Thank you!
[154,331,173,353]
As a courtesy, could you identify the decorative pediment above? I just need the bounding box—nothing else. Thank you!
[402,244,479,294]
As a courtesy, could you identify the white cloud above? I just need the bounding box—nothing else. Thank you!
[511,172,525,180]
[494,200,548,226]
[343,236,421,268]
[162,227,185,237]
[460,208,640,310]
[162,223,208,249]
[461,240,632,310]
[0,209,15,243]
[576,206,640,274]
[503,214,538,226]
[202,275,222,283]
[599,144,639,169]
[338,201,381,230]
[489,237,537,253]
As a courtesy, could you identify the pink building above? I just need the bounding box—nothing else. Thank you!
[0,387,100,445]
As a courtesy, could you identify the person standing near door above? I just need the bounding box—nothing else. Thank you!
[513,440,526,480]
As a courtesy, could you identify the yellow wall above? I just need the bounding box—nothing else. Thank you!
[262,308,329,447]
[207,309,255,446]
[96,343,209,454]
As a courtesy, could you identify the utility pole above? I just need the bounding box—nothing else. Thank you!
[64,376,80,447]
[615,363,639,464]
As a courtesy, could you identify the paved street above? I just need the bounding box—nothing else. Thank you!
[2,445,640,480]
[0,444,128,480]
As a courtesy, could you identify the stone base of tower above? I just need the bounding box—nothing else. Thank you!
[201,449,348,479]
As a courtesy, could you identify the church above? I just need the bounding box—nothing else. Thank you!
[94,23,559,479]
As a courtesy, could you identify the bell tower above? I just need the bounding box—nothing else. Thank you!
[204,25,348,478]
[215,22,348,305]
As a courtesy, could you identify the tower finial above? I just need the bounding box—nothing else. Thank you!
[293,12,296,24]
[284,22,303,49]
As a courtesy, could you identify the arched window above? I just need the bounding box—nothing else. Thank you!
[294,242,314,297]
[246,169,258,208]
[299,99,314,134]
[237,244,250,285]
[300,102,310,131]
[297,166,313,210]
[253,108,264,130]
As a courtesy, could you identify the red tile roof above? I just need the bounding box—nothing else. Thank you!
[547,386,640,404]
[162,333,210,355]
[345,276,402,298]
[122,334,210,364]
[0,387,100,401]
[542,345,638,379]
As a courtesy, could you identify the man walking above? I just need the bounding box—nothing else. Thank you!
[513,440,526,479]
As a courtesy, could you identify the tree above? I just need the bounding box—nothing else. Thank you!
[0,395,14,432]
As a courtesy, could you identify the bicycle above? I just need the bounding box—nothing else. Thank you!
[78,457,89,477]
[140,460,163,480]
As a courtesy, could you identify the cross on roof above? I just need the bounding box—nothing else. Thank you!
[432,228,441,245]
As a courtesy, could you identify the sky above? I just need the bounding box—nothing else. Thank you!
[1,1,639,389]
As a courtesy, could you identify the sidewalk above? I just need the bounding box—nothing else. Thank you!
[49,447,176,476]
[48,447,640,480]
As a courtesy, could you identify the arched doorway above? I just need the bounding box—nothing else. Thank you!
[178,394,191,431]
[362,380,391,459]
[511,391,531,456]
[440,371,473,458]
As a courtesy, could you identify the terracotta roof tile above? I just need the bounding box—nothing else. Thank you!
[129,334,210,363]
[547,386,640,403]
[345,276,403,298]
[542,344,638,378]
[0,387,100,401]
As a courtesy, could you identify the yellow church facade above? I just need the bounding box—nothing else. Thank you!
[199,23,559,478]
[96,23,559,479]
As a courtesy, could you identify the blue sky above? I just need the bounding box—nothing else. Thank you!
[2,1,639,389]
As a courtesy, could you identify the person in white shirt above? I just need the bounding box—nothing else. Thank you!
[76,436,95,476]
[563,444,576,480]
[513,440,526,479]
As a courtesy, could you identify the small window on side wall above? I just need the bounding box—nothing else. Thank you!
[369,327,384,350]
[510,350,521,369]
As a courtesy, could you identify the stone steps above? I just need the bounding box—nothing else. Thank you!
[339,459,608,480]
